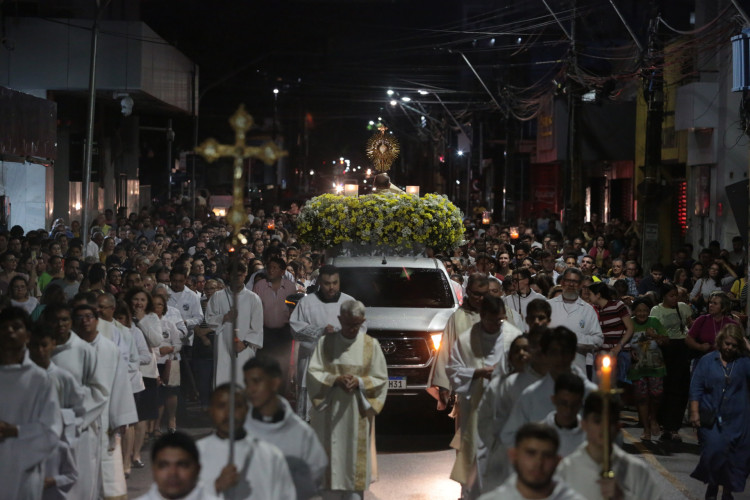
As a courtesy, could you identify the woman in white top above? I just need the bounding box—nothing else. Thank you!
[125,286,162,469]
[152,294,182,433]
[8,275,39,315]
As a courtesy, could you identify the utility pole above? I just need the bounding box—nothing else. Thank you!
[565,0,584,233]
[638,1,664,273]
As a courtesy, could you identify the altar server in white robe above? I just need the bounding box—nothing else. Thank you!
[244,354,328,499]
[557,393,663,500]
[197,384,295,499]
[477,301,551,492]
[501,326,597,447]
[47,304,108,500]
[72,304,138,500]
[446,295,522,498]
[307,300,388,500]
[137,432,219,500]
[289,264,354,420]
[477,423,585,500]
[0,306,62,500]
[28,325,85,500]
[429,273,488,409]
[205,262,263,387]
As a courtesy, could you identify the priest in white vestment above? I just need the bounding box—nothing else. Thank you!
[244,354,328,499]
[289,265,354,420]
[446,295,522,497]
[72,304,138,500]
[0,307,62,500]
[205,262,263,387]
[197,385,295,499]
[557,393,663,500]
[428,273,488,409]
[47,304,108,500]
[307,300,388,499]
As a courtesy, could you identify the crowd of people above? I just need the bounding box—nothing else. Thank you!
[0,200,749,500]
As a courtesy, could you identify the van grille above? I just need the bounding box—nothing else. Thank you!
[374,336,432,367]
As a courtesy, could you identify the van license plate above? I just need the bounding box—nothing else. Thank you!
[388,376,407,389]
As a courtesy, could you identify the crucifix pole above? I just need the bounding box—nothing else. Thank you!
[195,104,286,465]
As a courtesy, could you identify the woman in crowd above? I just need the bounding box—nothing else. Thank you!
[99,236,116,264]
[588,282,633,362]
[691,260,736,313]
[8,275,38,315]
[689,324,750,500]
[589,235,610,270]
[506,334,531,375]
[628,297,669,441]
[125,286,162,469]
[152,293,182,434]
[107,267,123,295]
[651,283,694,441]
[686,292,739,359]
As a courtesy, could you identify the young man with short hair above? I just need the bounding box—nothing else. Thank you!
[478,423,584,500]
[243,355,328,499]
[196,384,295,499]
[138,432,218,500]
[543,372,585,457]
[0,307,62,500]
[557,393,663,500]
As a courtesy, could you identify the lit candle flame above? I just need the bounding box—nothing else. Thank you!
[602,355,611,369]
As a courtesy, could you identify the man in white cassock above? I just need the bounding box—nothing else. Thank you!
[446,295,522,498]
[244,354,328,499]
[501,327,597,448]
[0,307,62,500]
[307,300,388,500]
[72,304,138,500]
[548,267,602,377]
[290,264,354,421]
[197,384,295,499]
[28,325,86,500]
[429,274,488,410]
[47,304,108,500]
[205,262,263,387]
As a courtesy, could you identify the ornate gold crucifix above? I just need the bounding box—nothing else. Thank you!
[195,104,287,244]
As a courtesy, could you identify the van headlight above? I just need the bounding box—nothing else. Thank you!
[430,333,442,351]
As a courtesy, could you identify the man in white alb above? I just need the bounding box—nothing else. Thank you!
[205,262,263,387]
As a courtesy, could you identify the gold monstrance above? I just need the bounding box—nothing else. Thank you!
[366,124,400,172]
[195,105,286,465]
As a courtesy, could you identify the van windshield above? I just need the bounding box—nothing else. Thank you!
[338,267,454,308]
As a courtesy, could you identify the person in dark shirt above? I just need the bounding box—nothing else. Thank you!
[637,263,665,296]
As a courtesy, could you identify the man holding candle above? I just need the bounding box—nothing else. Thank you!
[557,393,663,500]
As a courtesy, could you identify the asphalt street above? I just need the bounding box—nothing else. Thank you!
[125,398,749,499]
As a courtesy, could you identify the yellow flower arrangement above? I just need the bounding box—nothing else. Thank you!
[297,193,464,253]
